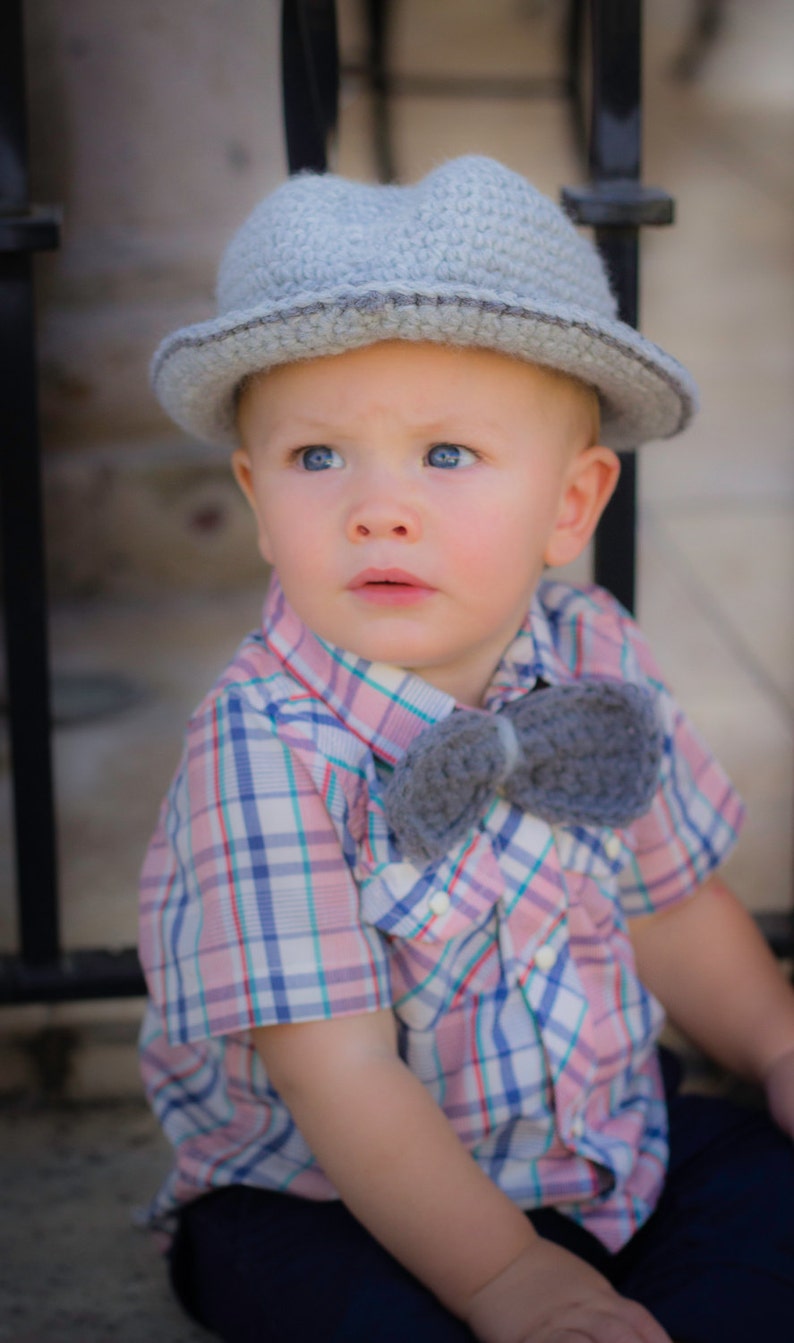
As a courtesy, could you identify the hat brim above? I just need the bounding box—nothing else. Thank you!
[151,286,698,451]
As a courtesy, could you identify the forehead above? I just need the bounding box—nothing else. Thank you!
[238,341,596,431]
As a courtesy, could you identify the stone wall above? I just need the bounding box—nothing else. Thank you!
[25,0,287,594]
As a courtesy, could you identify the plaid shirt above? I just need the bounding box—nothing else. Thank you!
[139,574,743,1251]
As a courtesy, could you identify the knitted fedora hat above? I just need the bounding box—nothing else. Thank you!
[151,155,697,451]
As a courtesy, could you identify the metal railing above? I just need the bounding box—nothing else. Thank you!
[1,0,789,1008]
[1,1,147,1004]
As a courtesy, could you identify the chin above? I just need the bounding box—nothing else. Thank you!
[317,617,433,664]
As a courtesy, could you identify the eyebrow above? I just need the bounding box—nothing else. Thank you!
[273,412,497,435]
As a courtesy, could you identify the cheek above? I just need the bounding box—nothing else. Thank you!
[452,532,501,583]
[256,487,331,569]
[254,520,275,565]
[442,499,540,588]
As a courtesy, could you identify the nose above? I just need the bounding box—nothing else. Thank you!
[346,482,421,542]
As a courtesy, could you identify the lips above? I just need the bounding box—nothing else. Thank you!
[347,568,436,605]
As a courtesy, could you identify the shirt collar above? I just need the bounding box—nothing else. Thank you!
[262,575,456,764]
[483,583,577,710]
[262,574,575,762]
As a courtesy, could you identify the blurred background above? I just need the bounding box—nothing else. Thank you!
[0,0,792,1334]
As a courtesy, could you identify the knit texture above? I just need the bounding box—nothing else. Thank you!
[151,156,698,450]
[383,681,663,865]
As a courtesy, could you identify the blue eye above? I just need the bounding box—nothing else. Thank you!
[298,445,344,471]
[426,442,477,470]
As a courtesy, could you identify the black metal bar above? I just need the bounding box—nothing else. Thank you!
[0,0,28,212]
[281,0,339,174]
[0,2,150,1007]
[562,3,670,615]
[0,210,59,252]
[564,0,588,166]
[588,0,642,183]
[589,0,641,614]
[364,0,394,182]
[0,949,146,1006]
[0,0,62,968]
[562,180,673,228]
[561,3,676,613]
[559,1,638,613]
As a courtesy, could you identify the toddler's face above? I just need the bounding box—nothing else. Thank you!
[233,342,617,706]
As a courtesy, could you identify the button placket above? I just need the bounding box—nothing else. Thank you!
[495,810,569,986]
[603,831,622,862]
[387,862,424,898]
[534,944,558,972]
[521,936,598,1147]
[428,890,451,918]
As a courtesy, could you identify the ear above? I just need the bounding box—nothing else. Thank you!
[231,447,255,506]
[231,447,275,564]
[543,446,621,568]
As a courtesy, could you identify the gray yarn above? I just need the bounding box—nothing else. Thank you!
[151,156,698,451]
[383,681,662,865]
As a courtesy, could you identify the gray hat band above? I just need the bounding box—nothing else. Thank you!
[154,287,685,382]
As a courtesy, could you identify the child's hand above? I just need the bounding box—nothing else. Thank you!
[466,1237,672,1343]
[765,1046,794,1140]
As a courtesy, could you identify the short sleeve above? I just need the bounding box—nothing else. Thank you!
[612,607,746,917]
[139,687,392,1044]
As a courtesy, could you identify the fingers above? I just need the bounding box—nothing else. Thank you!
[470,1237,673,1343]
[620,1296,674,1343]
[530,1296,673,1343]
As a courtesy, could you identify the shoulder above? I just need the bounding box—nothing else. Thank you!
[188,629,309,727]
[180,630,374,826]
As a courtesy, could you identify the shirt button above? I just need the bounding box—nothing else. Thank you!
[428,890,451,917]
[604,833,622,861]
[387,862,421,897]
[535,944,557,972]
[570,1113,585,1139]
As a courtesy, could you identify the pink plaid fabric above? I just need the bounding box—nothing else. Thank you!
[139,575,744,1250]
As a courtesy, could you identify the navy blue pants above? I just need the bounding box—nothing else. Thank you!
[168,1059,794,1342]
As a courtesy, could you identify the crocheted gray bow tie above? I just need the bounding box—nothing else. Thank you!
[382,681,663,865]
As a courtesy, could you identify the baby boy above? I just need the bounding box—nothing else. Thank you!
[139,156,794,1343]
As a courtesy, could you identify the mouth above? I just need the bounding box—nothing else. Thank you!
[347,568,436,606]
